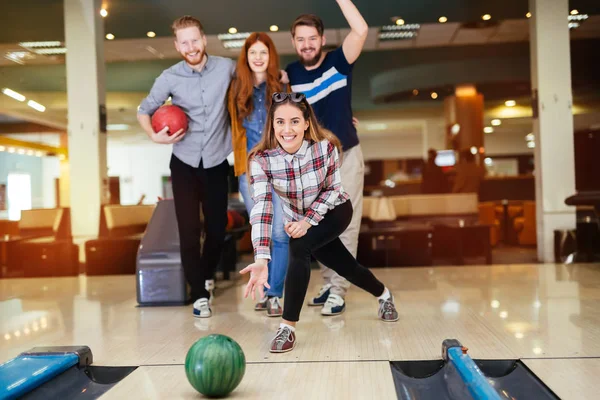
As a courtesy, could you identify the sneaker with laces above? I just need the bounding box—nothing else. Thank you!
[205,280,215,305]
[269,326,296,353]
[321,293,345,316]
[254,296,268,311]
[193,298,212,318]
[267,297,283,317]
[308,283,332,306]
[378,295,399,322]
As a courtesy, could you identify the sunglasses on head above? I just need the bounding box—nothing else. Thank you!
[272,92,306,103]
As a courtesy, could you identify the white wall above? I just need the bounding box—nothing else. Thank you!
[107,140,172,205]
[42,157,60,208]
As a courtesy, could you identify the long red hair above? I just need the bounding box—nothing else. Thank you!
[231,32,282,123]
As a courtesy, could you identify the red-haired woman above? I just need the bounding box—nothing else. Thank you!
[228,33,289,317]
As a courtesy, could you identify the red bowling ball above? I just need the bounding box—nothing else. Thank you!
[151,105,188,136]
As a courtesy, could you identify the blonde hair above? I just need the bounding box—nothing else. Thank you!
[247,93,342,173]
[172,16,204,35]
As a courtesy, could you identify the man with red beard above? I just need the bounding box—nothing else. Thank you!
[285,0,368,317]
[137,16,235,319]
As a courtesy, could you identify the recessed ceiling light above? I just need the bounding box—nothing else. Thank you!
[269,25,279,32]
[100,9,108,18]
[27,100,45,112]
[482,14,491,21]
[106,33,115,40]
[570,10,579,15]
[438,16,448,23]
[2,88,26,102]
[395,18,405,25]
[526,12,532,18]
[484,127,494,133]
[147,31,156,38]
[491,119,501,126]
[505,100,516,107]
[228,27,238,34]
[431,92,438,99]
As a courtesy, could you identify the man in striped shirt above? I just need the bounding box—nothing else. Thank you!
[285,0,368,316]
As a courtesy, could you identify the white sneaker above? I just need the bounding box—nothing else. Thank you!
[193,298,212,318]
[321,293,345,316]
[205,280,215,305]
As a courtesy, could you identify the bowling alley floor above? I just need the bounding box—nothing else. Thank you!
[2,262,600,399]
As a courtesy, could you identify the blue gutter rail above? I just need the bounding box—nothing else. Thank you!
[442,339,502,400]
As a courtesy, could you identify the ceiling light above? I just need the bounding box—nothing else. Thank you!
[438,16,448,23]
[106,33,115,40]
[499,311,508,318]
[491,119,501,126]
[482,14,491,21]
[35,151,43,157]
[26,150,34,156]
[33,48,66,55]
[107,124,130,131]
[2,88,26,102]
[526,12,532,18]
[366,123,388,131]
[484,127,494,133]
[19,41,61,48]
[570,10,579,15]
[222,40,246,49]
[527,141,535,148]
[505,100,516,107]
[484,157,493,166]
[8,148,15,153]
[27,100,46,112]
[395,18,405,26]
[269,25,279,32]
[431,92,438,99]
[228,27,238,34]
[0,146,5,151]
[147,31,156,38]
[525,133,534,141]
[100,8,108,17]
[470,146,478,155]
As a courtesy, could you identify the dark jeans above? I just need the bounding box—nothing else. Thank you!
[282,201,385,322]
[170,154,229,300]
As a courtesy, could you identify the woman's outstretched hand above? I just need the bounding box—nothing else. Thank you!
[240,259,270,300]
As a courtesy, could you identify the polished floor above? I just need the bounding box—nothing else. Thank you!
[1,262,600,399]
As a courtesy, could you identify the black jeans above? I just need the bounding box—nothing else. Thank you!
[283,201,385,322]
[170,154,229,300]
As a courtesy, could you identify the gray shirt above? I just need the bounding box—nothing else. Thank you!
[138,56,236,168]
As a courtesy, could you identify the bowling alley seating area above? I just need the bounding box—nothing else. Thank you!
[84,203,156,275]
[0,207,78,278]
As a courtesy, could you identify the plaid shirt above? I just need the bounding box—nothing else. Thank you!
[249,139,350,260]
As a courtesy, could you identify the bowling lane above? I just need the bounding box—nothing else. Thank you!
[522,358,600,400]
[100,361,398,399]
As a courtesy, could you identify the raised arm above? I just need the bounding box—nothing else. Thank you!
[337,0,368,64]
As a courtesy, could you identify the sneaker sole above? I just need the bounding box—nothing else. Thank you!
[254,306,268,311]
[380,316,399,322]
[194,314,212,318]
[269,342,296,353]
[267,312,283,317]
[307,301,326,306]
[321,308,345,316]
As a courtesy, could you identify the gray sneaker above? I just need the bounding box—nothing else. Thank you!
[378,296,399,322]
[267,297,283,317]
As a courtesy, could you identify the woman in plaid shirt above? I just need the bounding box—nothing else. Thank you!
[240,92,399,353]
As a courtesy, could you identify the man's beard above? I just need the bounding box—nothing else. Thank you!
[299,47,322,67]
[183,49,206,66]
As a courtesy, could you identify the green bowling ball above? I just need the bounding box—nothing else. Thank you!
[185,334,246,397]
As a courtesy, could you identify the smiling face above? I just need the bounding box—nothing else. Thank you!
[273,103,309,154]
[292,25,324,67]
[174,26,207,66]
[247,41,269,75]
